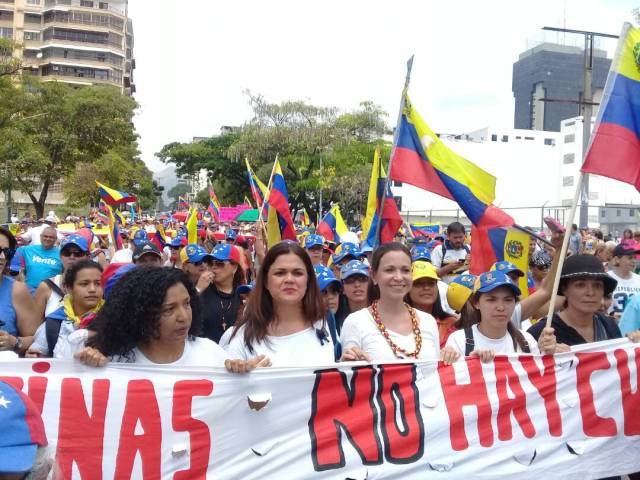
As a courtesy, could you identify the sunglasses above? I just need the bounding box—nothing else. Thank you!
[0,247,15,259]
[212,260,227,268]
[61,250,87,258]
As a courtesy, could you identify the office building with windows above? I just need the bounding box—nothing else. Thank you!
[512,43,610,132]
[0,0,135,94]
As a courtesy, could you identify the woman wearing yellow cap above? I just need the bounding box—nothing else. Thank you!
[406,261,457,348]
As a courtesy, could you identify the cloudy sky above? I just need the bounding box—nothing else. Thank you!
[127,0,637,173]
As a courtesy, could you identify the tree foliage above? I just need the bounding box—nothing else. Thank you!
[1,78,149,217]
[156,93,390,224]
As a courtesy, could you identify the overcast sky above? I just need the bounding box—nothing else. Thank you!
[127,0,637,173]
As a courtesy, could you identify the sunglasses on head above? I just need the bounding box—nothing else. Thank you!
[61,250,87,258]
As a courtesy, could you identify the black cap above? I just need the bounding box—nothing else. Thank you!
[612,244,640,258]
[559,254,617,296]
[132,240,161,261]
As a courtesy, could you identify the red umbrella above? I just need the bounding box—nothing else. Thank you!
[172,211,188,222]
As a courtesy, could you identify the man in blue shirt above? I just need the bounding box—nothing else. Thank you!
[10,227,62,290]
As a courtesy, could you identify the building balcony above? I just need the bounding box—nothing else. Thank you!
[41,73,122,87]
[41,36,123,50]
[44,0,125,17]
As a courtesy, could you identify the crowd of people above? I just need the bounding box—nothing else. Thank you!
[2,212,640,478]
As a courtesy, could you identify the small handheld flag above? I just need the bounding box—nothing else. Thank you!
[95,181,137,206]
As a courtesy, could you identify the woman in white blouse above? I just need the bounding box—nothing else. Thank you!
[340,243,447,362]
[225,241,335,366]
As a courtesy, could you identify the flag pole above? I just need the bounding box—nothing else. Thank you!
[543,174,587,329]
[374,55,414,247]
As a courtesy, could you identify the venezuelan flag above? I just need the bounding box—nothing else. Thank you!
[364,177,403,248]
[208,185,221,222]
[485,227,531,298]
[177,196,190,210]
[266,160,296,247]
[245,158,269,209]
[409,222,440,237]
[95,181,137,206]
[106,204,123,250]
[582,24,640,190]
[302,208,311,227]
[152,222,167,250]
[389,95,497,225]
[317,204,348,243]
[361,147,384,240]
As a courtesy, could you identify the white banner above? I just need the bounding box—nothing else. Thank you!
[2,339,640,479]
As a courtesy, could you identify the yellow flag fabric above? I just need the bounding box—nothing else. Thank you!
[361,147,386,240]
[503,228,531,299]
[186,207,198,244]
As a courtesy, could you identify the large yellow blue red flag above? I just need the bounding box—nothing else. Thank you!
[95,181,136,206]
[266,160,296,248]
[582,24,640,191]
[389,94,499,226]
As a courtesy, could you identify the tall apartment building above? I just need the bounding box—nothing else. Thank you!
[512,43,610,132]
[0,0,135,94]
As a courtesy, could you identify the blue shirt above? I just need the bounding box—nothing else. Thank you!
[619,294,640,335]
[13,245,62,290]
[0,276,17,336]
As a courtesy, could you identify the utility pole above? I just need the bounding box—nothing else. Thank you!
[541,26,618,229]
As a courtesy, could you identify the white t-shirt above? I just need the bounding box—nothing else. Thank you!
[340,307,440,362]
[31,320,77,357]
[430,243,470,283]
[111,247,133,264]
[44,274,64,317]
[225,321,335,367]
[608,270,640,315]
[445,323,540,357]
[56,330,229,367]
[0,351,18,360]
[21,225,64,245]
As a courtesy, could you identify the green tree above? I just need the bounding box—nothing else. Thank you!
[156,133,245,205]
[156,94,390,225]
[7,82,138,218]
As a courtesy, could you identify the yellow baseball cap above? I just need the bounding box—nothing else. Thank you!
[412,261,439,282]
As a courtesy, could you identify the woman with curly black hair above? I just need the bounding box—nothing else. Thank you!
[72,267,267,372]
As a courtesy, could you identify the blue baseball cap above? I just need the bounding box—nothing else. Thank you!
[491,261,524,278]
[340,260,370,280]
[225,229,237,241]
[237,281,255,295]
[181,243,211,264]
[0,381,48,473]
[411,245,431,263]
[168,235,185,248]
[132,229,147,246]
[212,243,242,263]
[60,234,89,253]
[332,242,362,264]
[305,234,325,249]
[474,271,521,296]
[315,264,342,292]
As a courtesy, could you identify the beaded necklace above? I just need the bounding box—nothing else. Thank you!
[370,300,422,359]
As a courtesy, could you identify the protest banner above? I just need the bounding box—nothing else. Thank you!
[2,338,640,479]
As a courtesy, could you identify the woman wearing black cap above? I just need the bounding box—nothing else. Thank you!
[528,254,640,347]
